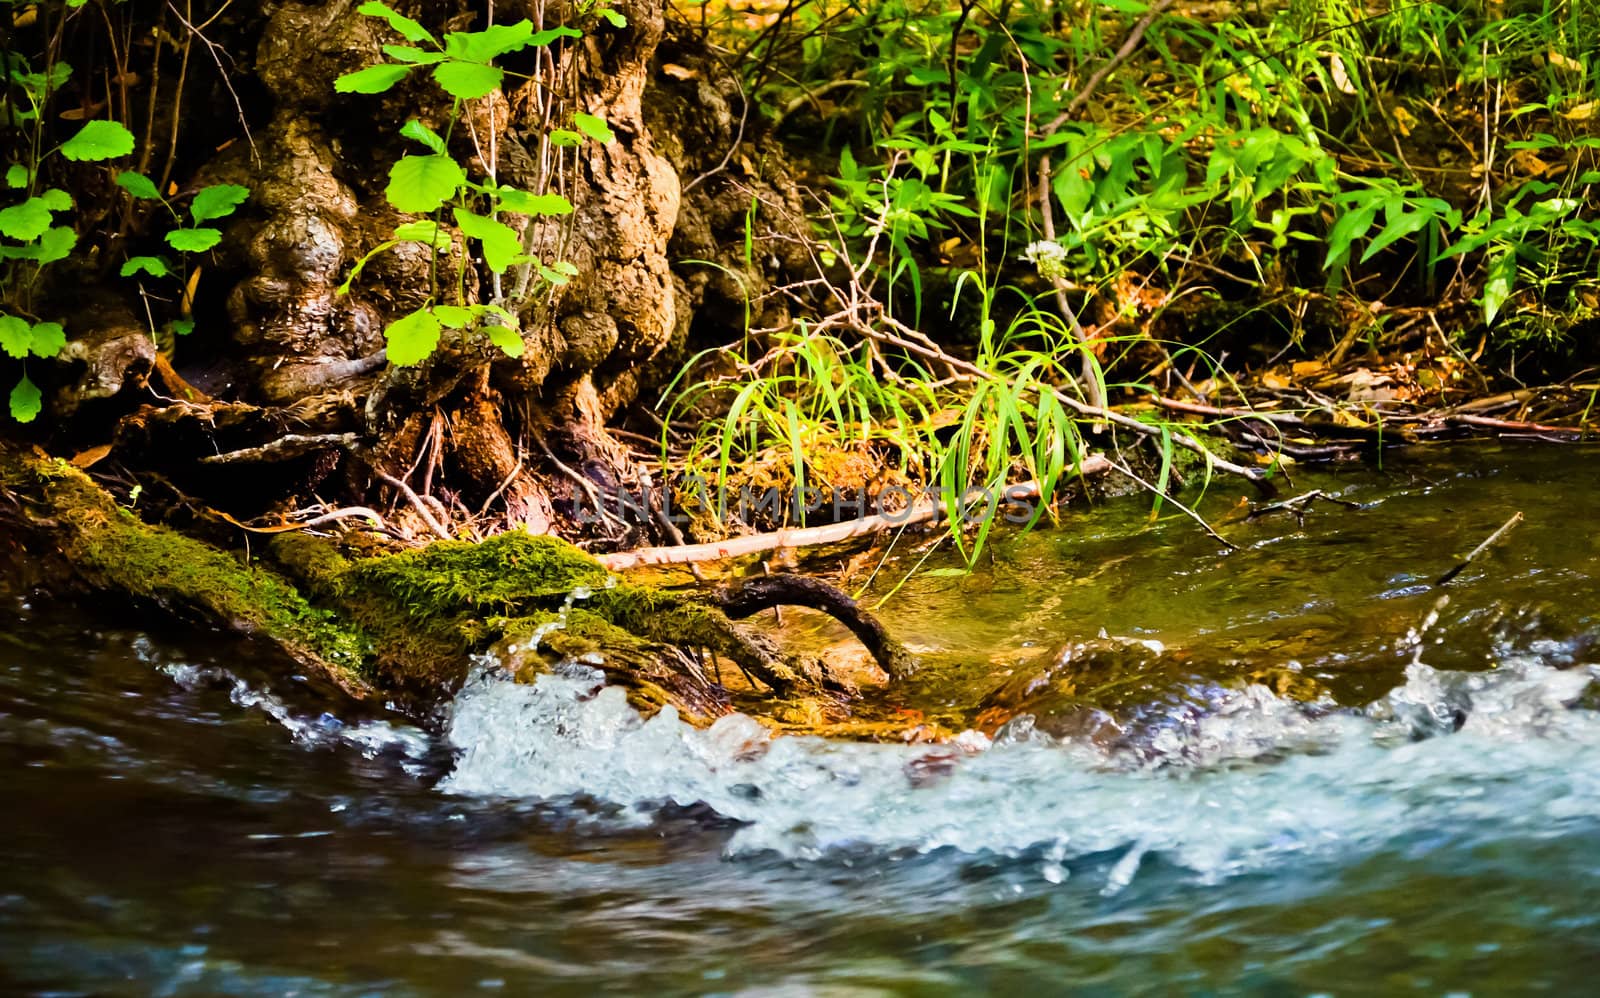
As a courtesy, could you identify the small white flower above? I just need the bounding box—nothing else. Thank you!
[1022,240,1070,279]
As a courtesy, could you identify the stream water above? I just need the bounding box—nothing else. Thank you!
[3,442,1598,995]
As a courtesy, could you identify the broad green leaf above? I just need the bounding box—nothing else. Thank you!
[383,45,446,65]
[384,307,441,366]
[33,226,76,265]
[443,22,535,62]
[393,219,450,248]
[494,187,573,215]
[3,165,28,189]
[59,120,135,161]
[165,227,223,252]
[1483,249,1517,325]
[9,376,42,423]
[0,197,53,241]
[386,154,465,213]
[116,171,162,200]
[1323,205,1377,271]
[335,63,413,94]
[432,305,473,328]
[529,26,583,45]
[433,60,503,100]
[28,321,65,358]
[38,188,72,211]
[399,119,446,154]
[537,264,571,285]
[170,318,196,336]
[121,255,171,277]
[598,8,627,28]
[453,208,523,273]
[1360,206,1435,263]
[0,316,29,358]
[548,129,583,147]
[355,1,437,45]
[486,323,524,358]
[572,112,615,143]
[190,183,250,223]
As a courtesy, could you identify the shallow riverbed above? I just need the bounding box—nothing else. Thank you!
[3,442,1598,994]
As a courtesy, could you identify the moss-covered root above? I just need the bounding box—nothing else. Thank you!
[0,447,372,695]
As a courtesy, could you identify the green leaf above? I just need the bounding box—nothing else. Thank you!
[547,129,583,148]
[116,171,162,200]
[486,323,524,358]
[494,187,573,216]
[598,9,627,28]
[529,26,583,46]
[0,316,29,358]
[443,22,535,62]
[1483,249,1517,325]
[165,227,223,252]
[1323,205,1377,271]
[399,119,446,154]
[453,208,523,273]
[385,154,466,213]
[38,188,72,211]
[572,112,615,143]
[537,264,571,285]
[33,226,76,265]
[384,308,441,366]
[170,318,196,337]
[393,219,450,248]
[9,376,42,423]
[4,165,29,189]
[28,321,65,358]
[432,305,473,328]
[355,1,437,45]
[59,120,135,161]
[335,63,413,94]
[0,197,54,241]
[190,183,250,223]
[383,45,447,65]
[433,60,504,100]
[121,255,171,278]
[1360,205,1438,263]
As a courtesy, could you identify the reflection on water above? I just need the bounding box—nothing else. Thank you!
[3,443,1599,994]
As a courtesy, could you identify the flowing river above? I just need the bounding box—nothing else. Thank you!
[3,442,1598,994]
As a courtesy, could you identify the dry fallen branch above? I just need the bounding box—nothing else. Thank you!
[598,456,1113,572]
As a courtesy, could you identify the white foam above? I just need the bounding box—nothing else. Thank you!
[436,644,1600,892]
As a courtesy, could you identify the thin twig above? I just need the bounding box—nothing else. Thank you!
[376,472,452,540]
[1436,512,1523,586]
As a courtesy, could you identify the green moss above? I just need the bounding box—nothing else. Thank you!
[1,451,371,688]
[347,531,610,617]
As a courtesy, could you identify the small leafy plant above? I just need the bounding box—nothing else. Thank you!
[115,172,251,341]
[2,43,138,420]
[333,1,608,367]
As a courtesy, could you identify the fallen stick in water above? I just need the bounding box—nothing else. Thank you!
[598,454,1113,572]
[1435,511,1523,586]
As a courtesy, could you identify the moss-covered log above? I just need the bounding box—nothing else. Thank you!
[1,444,909,726]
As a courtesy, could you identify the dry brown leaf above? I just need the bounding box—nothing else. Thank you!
[69,444,113,469]
[661,63,697,81]
[1329,53,1356,95]
[1391,105,1417,137]
[1548,51,1585,75]
[1562,100,1597,121]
